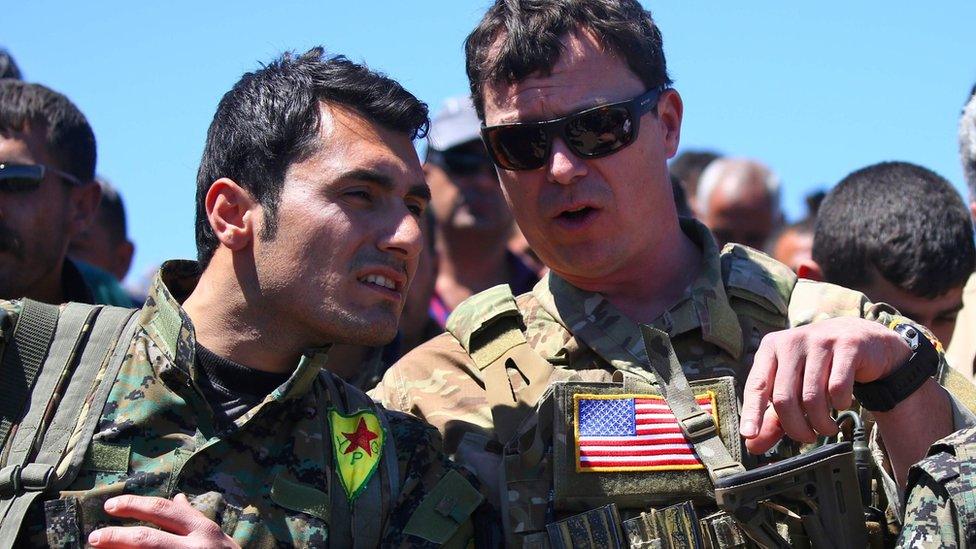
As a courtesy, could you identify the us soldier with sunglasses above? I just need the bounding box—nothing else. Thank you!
[0,80,105,305]
[370,1,976,546]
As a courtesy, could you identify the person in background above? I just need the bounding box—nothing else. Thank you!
[0,80,104,304]
[0,48,22,80]
[69,177,139,306]
[798,161,974,349]
[768,218,814,274]
[671,173,694,218]
[947,89,976,380]
[696,157,782,249]
[69,177,135,282]
[425,96,539,326]
[669,148,720,216]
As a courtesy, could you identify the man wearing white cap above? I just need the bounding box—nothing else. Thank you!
[424,96,538,326]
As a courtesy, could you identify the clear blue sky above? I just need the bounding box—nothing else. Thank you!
[6,2,976,285]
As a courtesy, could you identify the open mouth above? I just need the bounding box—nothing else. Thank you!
[556,205,599,225]
[358,274,399,292]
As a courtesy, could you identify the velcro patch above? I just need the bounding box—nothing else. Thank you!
[574,392,718,473]
[329,409,384,502]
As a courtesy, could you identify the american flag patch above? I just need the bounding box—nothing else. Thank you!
[573,392,718,473]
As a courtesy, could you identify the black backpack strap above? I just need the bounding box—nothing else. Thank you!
[0,300,60,452]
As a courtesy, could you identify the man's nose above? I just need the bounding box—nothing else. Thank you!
[546,138,587,185]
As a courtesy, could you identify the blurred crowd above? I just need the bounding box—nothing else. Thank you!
[4,44,974,390]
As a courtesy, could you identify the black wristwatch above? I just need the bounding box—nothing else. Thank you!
[852,323,940,412]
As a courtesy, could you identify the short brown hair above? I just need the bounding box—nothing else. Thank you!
[465,0,672,121]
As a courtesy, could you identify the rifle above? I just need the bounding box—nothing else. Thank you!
[714,441,868,549]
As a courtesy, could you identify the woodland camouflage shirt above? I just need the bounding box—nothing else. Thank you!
[3,260,482,547]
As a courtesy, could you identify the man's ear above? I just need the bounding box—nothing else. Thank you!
[112,239,135,281]
[969,201,976,223]
[657,89,683,159]
[797,258,824,281]
[67,182,102,237]
[205,178,258,252]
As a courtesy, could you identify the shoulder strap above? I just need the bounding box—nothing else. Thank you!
[0,304,138,549]
[639,325,745,483]
[447,285,555,445]
[0,300,60,453]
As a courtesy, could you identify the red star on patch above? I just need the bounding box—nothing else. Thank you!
[342,418,379,456]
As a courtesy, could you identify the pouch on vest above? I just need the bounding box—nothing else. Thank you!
[550,375,742,512]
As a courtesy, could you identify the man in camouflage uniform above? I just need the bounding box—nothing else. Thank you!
[370,0,976,545]
[897,426,976,548]
[890,83,976,549]
[1,49,484,547]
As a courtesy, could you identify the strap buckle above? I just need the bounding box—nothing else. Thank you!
[0,463,55,498]
[678,409,717,442]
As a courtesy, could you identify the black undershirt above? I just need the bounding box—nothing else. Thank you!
[194,344,291,428]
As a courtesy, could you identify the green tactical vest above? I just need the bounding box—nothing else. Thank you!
[444,245,800,548]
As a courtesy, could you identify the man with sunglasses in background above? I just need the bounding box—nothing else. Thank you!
[424,96,538,327]
[0,80,103,305]
[371,0,976,546]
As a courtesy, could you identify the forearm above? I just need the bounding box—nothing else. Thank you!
[872,379,952,490]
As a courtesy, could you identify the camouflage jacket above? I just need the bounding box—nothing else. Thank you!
[3,260,483,548]
[370,220,976,512]
[898,426,976,548]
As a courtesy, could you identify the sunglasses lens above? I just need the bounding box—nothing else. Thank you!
[566,105,635,158]
[0,164,44,192]
[0,177,42,192]
[484,124,549,170]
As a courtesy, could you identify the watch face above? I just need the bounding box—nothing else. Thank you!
[895,324,921,351]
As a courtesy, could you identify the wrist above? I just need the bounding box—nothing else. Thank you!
[853,323,940,412]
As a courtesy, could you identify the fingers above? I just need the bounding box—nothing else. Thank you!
[801,340,838,437]
[770,338,817,444]
[101,494,205,537]
[828,342,857,410]
[740,336,778,439]
[744,405,784,455]
[89,526,183,549]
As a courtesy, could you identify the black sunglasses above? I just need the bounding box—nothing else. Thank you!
[0,162,85,192]
[426,147,495,177]
[480,87,667,171]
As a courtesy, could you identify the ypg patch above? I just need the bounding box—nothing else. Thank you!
[574,392,718,473]
[329,409,385,501]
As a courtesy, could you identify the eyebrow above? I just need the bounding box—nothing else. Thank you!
[340,168,430,201]
[940,302,966,316]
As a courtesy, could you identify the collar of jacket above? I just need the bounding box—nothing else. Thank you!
[140,259,331,399]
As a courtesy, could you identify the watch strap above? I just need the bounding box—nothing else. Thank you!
[852,323,940,412]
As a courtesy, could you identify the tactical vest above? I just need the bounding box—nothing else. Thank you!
[444,245,804,548]
[0,299,448,548]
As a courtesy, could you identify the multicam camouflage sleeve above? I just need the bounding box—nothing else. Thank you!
[381,410,494,547]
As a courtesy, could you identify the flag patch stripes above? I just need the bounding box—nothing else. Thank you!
[573,392,718,473]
